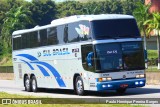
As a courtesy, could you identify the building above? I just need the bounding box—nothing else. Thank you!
[145,0,160,12]
[143,36,157,50]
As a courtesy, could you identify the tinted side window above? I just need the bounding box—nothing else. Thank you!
[68,23,80,43]
[22,33,30,49]
[40,29,47,46]
[78,21,91,41]
[13,36,22,50]
[30,31,38,48]
[57,25,65,44]
[47,27,58,45]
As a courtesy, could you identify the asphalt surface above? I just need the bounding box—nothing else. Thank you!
[0,80,159,107]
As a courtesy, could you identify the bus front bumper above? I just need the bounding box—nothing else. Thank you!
[96,78,146,91]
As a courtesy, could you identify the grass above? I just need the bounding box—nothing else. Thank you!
[147,50,158,60]
[146,66,160,72]
[0,54,12,66]
[0,92,146,107]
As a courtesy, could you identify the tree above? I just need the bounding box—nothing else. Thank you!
[144,12,160,69]
[122,0,141,15]
[30,0,57,26]
[57,1,83,18]
[1,6,33,54]
[133,1,150,68]
[82,1,100,14]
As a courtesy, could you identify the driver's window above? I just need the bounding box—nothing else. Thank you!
[81,44,95,72]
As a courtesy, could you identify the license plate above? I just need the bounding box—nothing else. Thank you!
[120,84,128,88]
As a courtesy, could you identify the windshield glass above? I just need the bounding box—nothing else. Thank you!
[95,42,145,72]
[91,19,140,39]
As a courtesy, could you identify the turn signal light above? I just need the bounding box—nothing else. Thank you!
[136,74,145,78]
[98,77,112,82]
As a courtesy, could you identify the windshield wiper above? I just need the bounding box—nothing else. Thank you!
[96,68,122,73]
[124,66,145,70]
[120,35,139,38]
[96,35,121,40]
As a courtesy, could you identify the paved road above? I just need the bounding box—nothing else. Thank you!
[0,80,159,107]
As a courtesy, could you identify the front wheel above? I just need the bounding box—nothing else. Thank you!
[75,76,84,96]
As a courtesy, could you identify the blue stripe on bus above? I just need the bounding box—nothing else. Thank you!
[17,54,66,87]
[20,59,34,70]
[37,65,50,76]
[16,54,38,61]
[31,61,66,87]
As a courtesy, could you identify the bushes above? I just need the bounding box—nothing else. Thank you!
[147,50,158,66]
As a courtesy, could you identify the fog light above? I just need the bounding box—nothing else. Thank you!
[107,84,112,87]
[140,81,144,84]
[102,85,107,88]
[135,82,139,85]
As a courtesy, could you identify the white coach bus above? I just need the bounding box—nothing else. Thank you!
[12,14,146,95]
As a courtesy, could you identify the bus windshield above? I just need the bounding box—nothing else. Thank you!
[91,19,140,40]
[95,42,145,72]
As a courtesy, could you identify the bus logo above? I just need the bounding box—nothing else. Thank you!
[75,24,90,38]
[107,50,118,54]
[123,75,126,79]
[37,52,41,57]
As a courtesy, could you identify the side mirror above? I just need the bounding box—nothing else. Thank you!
[87,52,94,67]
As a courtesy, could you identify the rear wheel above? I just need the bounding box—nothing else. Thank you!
[31,76,38,92]
[24,76,31,92]
[116,88,126,94]
[75,76,84,96]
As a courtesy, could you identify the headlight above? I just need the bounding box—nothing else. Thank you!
[136,74,145,78]
[98,77,112,82]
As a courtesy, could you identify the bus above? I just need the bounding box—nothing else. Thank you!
[12,14,146,95]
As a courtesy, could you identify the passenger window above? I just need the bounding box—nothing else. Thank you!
[77,21,91,41]
[47,27,58,45]
[40,29,47,46]
[57,25,65,44]
[30,31,38,48]
[68,23,80,43]
[13,36,22,50]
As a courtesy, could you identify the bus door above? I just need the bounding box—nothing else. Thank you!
[81,44,96,89]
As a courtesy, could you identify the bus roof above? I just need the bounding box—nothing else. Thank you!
[12,14,134,36]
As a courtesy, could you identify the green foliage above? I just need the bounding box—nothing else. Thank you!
[133,1,150,36]
[147,50,158,60]
[1,5,33,54]
[144,12,160,36]
[30,0,57,26]
[57,1,83,18]
[144,13,160,69]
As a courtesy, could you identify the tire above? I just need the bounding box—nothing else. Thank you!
[75,76,84,96]
[24,76,31,92]
[31,76,38,92]
[116,88,126,94]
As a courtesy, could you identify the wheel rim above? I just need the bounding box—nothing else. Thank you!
[25,78,30,89]
[32,79,36,90]
[76,80,83,93]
